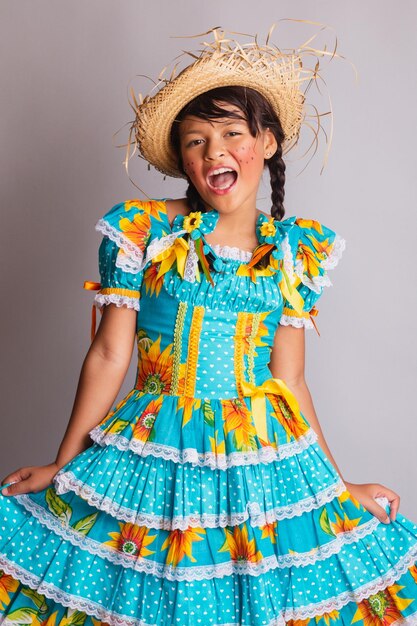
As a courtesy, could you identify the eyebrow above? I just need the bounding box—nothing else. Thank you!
[182,119,247,136]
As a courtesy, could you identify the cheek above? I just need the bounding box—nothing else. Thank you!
[183,160,196,176]
[231,145,262,171]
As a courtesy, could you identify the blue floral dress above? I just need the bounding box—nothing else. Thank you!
[1,198,417,626]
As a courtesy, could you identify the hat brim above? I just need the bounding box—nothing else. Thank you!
[133,53,306,179]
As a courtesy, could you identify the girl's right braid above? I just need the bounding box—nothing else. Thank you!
[268,143,286,221]
[185,181,206,213]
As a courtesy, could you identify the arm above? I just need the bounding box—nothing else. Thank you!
[1,304,137,495]
[269,323,346,481]
[269,323,399,524]
[54,304,137,469]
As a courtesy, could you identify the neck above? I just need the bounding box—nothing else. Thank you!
[202,201,261,236]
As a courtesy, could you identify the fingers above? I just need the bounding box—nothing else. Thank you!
[1,479,34,496]
[374,484,401,522]
[388,494,401,522]
[363,498,392,524]
[1,468,33,496]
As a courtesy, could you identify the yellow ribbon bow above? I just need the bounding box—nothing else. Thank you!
[240,377,303,444]
[152,237,195,280]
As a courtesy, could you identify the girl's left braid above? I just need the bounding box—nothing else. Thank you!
[268,143,286,221]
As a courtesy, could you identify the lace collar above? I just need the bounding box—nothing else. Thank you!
[144,204,294,285]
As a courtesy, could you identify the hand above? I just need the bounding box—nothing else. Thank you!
[1,463,60,496]
[344,481,400,524]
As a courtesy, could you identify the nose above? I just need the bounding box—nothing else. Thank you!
[203,138,225,161]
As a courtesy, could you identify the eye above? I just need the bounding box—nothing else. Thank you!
[227,131,241,137]
[187,139,204,147]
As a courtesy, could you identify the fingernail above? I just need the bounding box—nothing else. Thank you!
[1,488,8,495]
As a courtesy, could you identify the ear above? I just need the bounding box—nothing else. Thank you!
[263,127,278,158]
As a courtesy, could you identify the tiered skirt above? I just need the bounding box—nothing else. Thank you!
[1,388,417,625]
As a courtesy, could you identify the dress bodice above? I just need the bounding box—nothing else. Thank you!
[88,198,346,403]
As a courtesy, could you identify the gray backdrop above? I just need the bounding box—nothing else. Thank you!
[1,0,416,519]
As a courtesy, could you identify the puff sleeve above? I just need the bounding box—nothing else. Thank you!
[94,235,143,311]
[278,217,346,331]
[83,199,156,340]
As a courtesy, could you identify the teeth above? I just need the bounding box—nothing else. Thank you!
[209,167,234,176]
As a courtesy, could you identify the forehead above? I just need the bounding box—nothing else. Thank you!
[182,100,245,121]
[179,108,248,135]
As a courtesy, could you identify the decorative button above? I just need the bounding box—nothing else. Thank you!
[213,258,224,272]
[203,244,210,254]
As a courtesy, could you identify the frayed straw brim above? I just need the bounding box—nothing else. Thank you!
[122,22,355,180]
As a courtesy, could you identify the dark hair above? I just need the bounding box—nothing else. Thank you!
[169,86,286,221]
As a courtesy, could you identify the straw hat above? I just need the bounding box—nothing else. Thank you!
[124,22,349,179]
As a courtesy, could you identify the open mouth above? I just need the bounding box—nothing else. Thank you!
[207,168,238,192]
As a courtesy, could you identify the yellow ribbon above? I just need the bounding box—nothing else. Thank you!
[279,265,305,316]
[152,237,194,280]
[236,264,275,283]
[83,281,101,291]
[237,259,305,317]
[83,281,102,343]
[240,377,303,443]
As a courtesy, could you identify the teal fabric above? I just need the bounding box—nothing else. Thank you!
[1,198,417,626]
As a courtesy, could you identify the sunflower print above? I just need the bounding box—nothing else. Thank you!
[124,199,166,221]
[131,395,163,441]
[143,262,165,297]
[105,522,157,558]
[218,525,263,563]
[136,335,174,394]
[0,570,19,611]
[351,584,414,624]
[222,398,258,451]
[118,210,152,253]
[161,527,206,566]
[260,521,278,544]
[268,393,310,441]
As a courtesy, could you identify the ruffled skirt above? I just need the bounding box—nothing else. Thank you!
[1,388,417,625]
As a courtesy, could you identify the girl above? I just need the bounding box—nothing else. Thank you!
[1,25,417,626]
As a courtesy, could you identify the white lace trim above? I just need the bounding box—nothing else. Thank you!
[183,238,199,283]
[95,219,145,273]
[322,233,347,270]
[14,490,382,580]
[281,235,295,282]
[94,294,140,311]
[295,234,346,294]
[279,314,314,329]
[87,426,319,469]
[143,230,186,266]
[53,470,346,530]
[282,536,417,622]
[211,244,253,263]
[1,535,417,625]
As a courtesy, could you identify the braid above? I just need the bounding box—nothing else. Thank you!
[185,180,206,213]
[267,143,286,221]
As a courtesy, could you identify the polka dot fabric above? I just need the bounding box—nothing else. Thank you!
[1,198,417,626]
